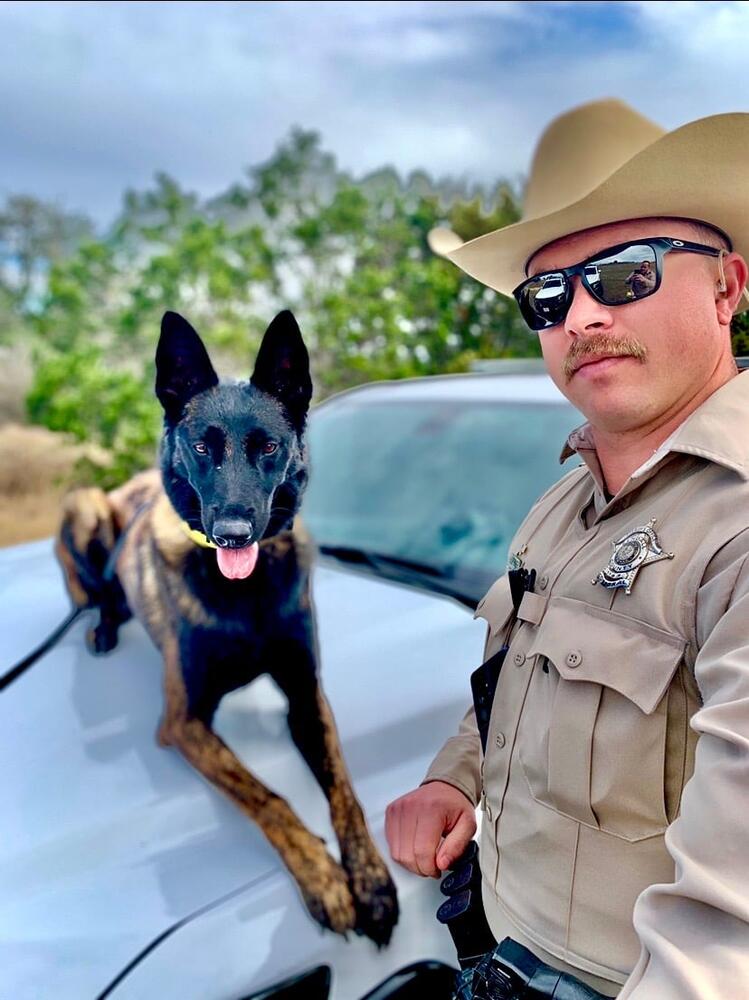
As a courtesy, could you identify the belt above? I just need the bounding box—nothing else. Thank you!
[454,938,610,1000]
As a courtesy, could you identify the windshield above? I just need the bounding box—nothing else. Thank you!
[302,391,580,599]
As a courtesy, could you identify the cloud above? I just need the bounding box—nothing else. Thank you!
[1,1,747,224]
[632,0,749,54]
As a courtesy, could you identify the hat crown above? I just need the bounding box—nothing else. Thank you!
[523,99,665,221]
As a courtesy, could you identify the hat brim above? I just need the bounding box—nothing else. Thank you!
[446,113,749,313]
[427,226,465,256]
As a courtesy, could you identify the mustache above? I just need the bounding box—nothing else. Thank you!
[563,334,647,382]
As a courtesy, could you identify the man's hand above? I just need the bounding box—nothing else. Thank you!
[385,780,477,878]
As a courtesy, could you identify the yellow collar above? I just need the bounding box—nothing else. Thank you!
[180,521,218,549]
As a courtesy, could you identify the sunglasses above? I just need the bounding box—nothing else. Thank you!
[513,237,723,332]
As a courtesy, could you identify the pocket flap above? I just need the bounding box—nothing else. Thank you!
[527,596,685,714]
[474,573,514,635]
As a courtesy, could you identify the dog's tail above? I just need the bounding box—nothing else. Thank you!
[0,605,88,693]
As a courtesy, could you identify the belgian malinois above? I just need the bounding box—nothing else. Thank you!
[54,310,398,944]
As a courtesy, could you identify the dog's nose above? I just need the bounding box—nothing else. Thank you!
[213,518,254,548]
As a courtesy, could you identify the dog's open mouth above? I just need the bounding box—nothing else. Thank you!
[216,543,259,580]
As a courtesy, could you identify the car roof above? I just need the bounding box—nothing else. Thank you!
[315,369,573,407]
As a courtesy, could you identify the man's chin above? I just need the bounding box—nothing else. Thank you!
[581,399,653,435]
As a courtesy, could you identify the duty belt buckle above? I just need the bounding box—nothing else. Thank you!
[463,958,515,1000]
[484,957,518,998]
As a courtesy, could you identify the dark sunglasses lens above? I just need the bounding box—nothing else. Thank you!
[587,244,657,304]
[519,272,569,329]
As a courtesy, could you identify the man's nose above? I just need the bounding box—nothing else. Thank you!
[563,276,615,337]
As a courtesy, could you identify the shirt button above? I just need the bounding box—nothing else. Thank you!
[513,651,526,667]
[539,574,549,591]
[566,650,583,668]
[495,732,506,749]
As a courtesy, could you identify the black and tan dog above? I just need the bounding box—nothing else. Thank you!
[54,309,398,943]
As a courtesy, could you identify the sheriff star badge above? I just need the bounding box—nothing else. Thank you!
[592,517,674,594]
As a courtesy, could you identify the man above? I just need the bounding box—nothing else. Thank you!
[386,99,749,998]
[624,259,656,298]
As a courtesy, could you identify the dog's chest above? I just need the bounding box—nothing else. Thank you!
[175,548,305,633]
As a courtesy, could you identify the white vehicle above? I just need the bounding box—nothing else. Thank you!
[0,369,580,1000]
[583,264,601,284]
[532,275,566,316]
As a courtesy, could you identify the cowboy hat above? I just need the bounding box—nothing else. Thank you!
[433,99,749,311]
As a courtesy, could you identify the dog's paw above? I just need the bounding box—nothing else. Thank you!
[85,623,118,656]
[345,847,400,947]
[297,847,357,936]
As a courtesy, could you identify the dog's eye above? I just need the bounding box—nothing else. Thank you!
[193,442,208,455]
[262,441,278,455]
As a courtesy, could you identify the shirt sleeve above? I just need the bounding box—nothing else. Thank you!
[421,702,482,807]
[618,541,749,997]
[419,619,491,807]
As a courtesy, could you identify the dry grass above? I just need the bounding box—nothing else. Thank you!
[0,424,111,548]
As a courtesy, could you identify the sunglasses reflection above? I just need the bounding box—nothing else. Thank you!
[624,260,656,299]
[532,254,659,320]
[533,274,567,317]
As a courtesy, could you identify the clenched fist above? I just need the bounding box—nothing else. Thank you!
[385,780,477,878]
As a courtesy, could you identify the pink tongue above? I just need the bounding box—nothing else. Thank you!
[216,542,259,580]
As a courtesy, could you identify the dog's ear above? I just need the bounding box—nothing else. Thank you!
[251,310,312,431]
[155,312,219,423]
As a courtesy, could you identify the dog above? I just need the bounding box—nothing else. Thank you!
[54,309,398,944]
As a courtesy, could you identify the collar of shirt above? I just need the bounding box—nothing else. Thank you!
[559,370,749,513]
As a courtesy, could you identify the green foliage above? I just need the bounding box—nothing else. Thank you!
[731,312,749,359]
[307,188,534,395]
[3,128,532,486]
[26,344,160,487]
[0,195,94,308]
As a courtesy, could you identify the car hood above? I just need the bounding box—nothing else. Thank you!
[0,539,483,998]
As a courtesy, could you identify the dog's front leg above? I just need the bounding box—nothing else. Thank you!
[157,640,356,936]
[274,658,399,946]
[55,486,132,654]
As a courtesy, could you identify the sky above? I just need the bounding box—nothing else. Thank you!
[2,0,749,226]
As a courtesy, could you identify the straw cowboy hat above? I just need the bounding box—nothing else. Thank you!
[428,99,749,311]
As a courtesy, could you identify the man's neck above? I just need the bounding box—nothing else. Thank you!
[593,369,738,495]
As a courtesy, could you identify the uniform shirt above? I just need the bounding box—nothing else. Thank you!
[425,370,749,998]
[625,267,657,298]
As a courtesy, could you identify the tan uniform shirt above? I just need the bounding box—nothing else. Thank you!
[425,371,749,997]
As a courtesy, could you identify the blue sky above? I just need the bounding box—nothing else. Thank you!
[2,1,748,224]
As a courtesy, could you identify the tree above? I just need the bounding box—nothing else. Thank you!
[0,195,94,315]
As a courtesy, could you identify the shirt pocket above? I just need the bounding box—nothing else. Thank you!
[517,595,686,842]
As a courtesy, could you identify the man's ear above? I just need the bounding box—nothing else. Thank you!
[717,252,749,327]
[251,310,312,431]
[155,311,219,423]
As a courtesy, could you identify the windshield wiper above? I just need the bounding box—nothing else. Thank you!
[316,544,479,610]
[317,544,443,577]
